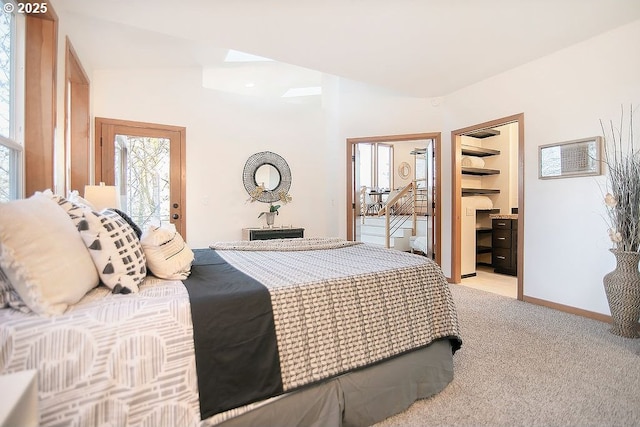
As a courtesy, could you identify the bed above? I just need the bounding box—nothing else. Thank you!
[0,193,461,427]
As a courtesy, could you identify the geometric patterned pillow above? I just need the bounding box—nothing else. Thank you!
[78,208,147,294]
[49,192,91,227]
[112,208,143,239]
[0,267,30,313]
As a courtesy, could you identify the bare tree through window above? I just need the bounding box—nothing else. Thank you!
[114,135,170,229]
[0,4,14,201]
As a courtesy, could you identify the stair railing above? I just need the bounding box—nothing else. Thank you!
[377,182,429,248]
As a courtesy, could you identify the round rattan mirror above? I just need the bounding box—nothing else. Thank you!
[243,151,292,203]
[398,161,411,179]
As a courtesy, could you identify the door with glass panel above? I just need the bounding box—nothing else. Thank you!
[413,140,436,258]
[353,142,393,241]
[95,118,186,239]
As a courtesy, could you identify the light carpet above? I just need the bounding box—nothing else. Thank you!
[374,284,640,427]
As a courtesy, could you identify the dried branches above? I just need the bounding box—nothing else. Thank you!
[601,105,640,252]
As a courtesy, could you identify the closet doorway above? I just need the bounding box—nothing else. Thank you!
[346,132,442,266]
[451,113,524,300]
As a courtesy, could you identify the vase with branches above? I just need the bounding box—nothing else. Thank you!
[601,104,640,338]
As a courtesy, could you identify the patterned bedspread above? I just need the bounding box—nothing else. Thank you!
[215,241,461,391]
[0,277,206,426]
[0,241,461,427]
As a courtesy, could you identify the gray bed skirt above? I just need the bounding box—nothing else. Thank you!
[215,338,454,427]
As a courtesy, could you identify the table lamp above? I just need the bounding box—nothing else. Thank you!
[84,182,121,210]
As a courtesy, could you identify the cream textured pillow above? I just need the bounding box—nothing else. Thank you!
[79,209,147,294]
[140,224,194,280]
[0,193,99,315]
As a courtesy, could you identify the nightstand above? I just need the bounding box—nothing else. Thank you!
[242,227,305,241]
[0,370,38,427]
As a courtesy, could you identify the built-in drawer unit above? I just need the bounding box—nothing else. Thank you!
[492,219,513,230]
[492,229,512,249]
[491,218,517,276]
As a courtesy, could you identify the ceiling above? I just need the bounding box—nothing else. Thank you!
[55,0,640,98]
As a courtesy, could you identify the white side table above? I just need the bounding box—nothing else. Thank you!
[0,370,38,427]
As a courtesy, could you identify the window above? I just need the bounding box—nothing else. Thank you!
[357,143,373,189]
[355,142,393,192]
[376,144,392,190]
[0,0,24,201]
[114,134,171,229]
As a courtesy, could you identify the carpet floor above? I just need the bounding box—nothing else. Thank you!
[374,284,640,427]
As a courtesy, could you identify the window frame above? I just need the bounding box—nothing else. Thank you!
[0,0,25,201]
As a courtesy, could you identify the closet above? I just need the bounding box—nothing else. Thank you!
[460,123,518,277]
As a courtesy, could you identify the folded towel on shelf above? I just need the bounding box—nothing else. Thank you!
[461,156,485,168]
[462,196,493,210]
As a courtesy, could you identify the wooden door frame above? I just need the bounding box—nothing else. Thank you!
[94,117,187,240]
[64,37,90,194]
[346,132,442,267]
[24,9,58,196]
[451,113,524,300]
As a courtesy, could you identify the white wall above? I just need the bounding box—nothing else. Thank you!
[66,4,640,317]
[92,68,327,248]
[442,19,640,315]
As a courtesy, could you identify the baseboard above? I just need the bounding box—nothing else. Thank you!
[445,283,636,328]
[522,295,612,324]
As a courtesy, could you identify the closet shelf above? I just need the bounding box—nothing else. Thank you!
[461,167,500,176]
[461,145,500,157]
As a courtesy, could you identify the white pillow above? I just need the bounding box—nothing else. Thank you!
[0,193,99,315]
[79,209,147,294]
[140,224,194,280]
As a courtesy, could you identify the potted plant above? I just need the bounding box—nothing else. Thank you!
[258,204,281,227]
[255,190,292,228]
[601,105,640,338]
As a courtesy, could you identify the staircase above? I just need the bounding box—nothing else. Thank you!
[358,182,430,252]
[359,216,413,251]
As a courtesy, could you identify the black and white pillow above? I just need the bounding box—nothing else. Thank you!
[0,267,29,313]
[112,208,143,239]
[50,192,92,227]
[79,209,147,294]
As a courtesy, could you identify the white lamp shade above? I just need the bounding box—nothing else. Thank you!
[84,183,121,210]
